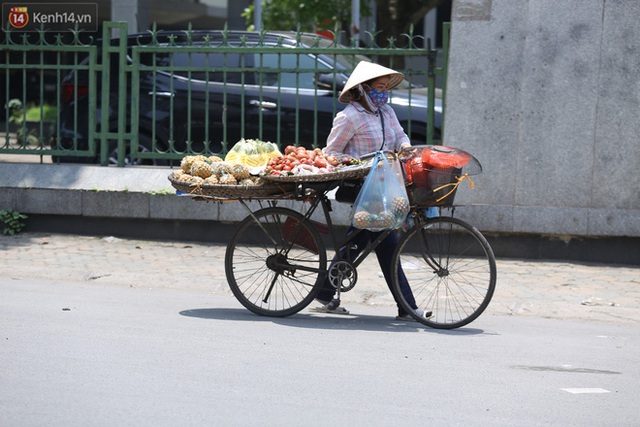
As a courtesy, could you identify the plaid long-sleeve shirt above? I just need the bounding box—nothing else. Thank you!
[323,102,411,160]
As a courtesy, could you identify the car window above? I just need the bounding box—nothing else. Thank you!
[252,53,331,89]
[139,51,247,84]
[298,35,414,89]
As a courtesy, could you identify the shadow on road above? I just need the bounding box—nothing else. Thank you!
[179,307,490,335]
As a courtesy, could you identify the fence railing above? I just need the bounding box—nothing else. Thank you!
[1,21,449,166]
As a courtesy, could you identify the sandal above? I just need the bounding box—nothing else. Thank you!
[395,308,433,321]
[311,299,350,315]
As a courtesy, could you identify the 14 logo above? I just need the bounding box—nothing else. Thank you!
[9,6,29,29]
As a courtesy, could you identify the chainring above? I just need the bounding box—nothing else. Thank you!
[328,260,358,292]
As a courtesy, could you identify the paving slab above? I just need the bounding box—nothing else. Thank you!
[1,232,638,325]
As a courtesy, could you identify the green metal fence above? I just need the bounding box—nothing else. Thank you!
[1,21,449,167]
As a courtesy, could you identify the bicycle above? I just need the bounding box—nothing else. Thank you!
[220,146,497,329]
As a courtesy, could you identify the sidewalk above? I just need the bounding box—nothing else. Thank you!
[1,232,639,325]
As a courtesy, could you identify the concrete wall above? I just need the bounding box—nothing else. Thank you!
[2,161,638,264]
[0,163,354,228]
[445,0,640,237]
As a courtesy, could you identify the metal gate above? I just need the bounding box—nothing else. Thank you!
[2,22,449,166]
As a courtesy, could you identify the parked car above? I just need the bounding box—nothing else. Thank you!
[52,30,442,165]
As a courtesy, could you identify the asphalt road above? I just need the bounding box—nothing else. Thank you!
[2,276,639,426]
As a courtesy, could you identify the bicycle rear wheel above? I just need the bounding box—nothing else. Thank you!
[225,207,327,317]
[392,216,496,329]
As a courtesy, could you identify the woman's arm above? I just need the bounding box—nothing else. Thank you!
[384,106,411,150]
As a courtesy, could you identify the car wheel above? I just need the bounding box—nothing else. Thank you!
[107,134,169,166]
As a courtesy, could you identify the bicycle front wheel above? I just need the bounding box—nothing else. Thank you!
[392,216,496,329]
[225,207,327,317]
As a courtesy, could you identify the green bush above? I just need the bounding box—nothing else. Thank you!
[0,209,28,235]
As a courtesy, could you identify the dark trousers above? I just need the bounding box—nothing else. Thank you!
[316,226,417,316]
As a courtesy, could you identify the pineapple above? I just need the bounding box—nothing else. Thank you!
[190,160,213,178]
[177,173,194,183]
[376,211,396,229]
[188,176,204,185]
[239,178,255,186]
[231,163,250,180]
[391,196,410,217]
[204,175,220,185]
[170,170,184,180]
[212,162,233,177]
[181,155,207,173]
[208,155,224,163]
[219,173,238,185]
[353,211,371,229]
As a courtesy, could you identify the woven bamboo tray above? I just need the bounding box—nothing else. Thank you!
[168,175,294,199]
[261,164,371,183]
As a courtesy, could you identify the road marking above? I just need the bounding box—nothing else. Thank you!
[512,365,620,375]
[561,388,610,394]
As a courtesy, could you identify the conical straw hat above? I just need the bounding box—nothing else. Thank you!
[338,60,404,103]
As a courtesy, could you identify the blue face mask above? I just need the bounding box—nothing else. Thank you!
[367,88,389,107]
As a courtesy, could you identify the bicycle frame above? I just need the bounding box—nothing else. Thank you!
[225,181,496,328]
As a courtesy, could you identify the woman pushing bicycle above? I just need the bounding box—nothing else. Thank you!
[313,60,431,321]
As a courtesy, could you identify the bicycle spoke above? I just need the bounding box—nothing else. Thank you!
[225,207,327,317]
[393,217,496,329]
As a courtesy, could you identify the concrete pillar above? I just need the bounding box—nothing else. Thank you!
[423,8,437,47]
[111,0,150,34]
[227,0,252,30]
[351,0,360,46]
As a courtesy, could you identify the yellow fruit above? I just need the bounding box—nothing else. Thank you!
[225,138,282,166]
[224,150,240,164]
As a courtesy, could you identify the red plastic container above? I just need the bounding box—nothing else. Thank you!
[403,146,469,207]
